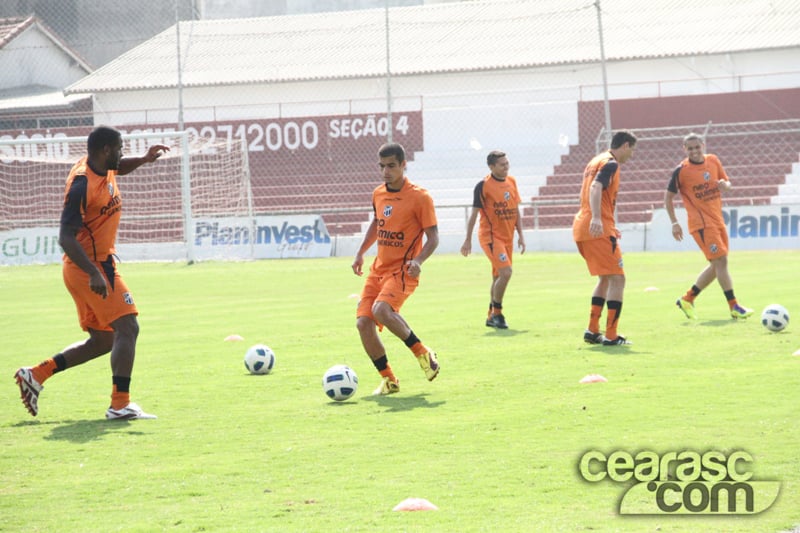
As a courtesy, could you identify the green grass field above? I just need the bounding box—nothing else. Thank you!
[1,250,799,532]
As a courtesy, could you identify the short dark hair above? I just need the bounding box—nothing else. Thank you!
[87,126,121,154]
[683,133,704,145]
[610,130,637,149]
[486,150,506,166]
[378,142,406,163]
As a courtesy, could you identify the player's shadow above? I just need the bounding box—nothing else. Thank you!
[362,393,446,412]
[484,328,528,337]
[42,419,146,443]
[697,319,738,327]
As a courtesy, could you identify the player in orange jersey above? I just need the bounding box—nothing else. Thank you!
[665,133,752,320]
[573,130,637,346]
[352,143,440,395]
[461,150,526,329]
[14,126,169,420]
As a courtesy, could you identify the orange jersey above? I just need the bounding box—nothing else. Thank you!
[473,174,521,244]
[60,156,122,262]
[573,151,621,242]
[369,178,437,276]
[667,154,728,233]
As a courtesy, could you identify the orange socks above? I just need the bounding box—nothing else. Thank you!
[379,366,397,383]
[31,358,58,385]
[111,385,130,410]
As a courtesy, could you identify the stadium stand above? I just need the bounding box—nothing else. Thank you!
[527,90,800,229]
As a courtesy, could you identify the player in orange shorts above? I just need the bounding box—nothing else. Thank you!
[461,150,526,329]
[352,143,440,395]
[573,130,637,346]
[665,133,752,320]
[14,126,168,419]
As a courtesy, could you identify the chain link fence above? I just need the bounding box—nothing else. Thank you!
[1,0,799,249]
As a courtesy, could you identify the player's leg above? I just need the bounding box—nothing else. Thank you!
[357,275,400,394]
[372,276,439,382]
[481,241,512,328]
[92,263,155,420]
[585,236,629,345]
[14,265,115,417]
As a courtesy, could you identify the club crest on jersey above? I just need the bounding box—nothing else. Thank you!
[108,182,115,196]
[504,191,511,201]
[123,292,134,305]
[703,172,711,181]
[383,205,393,218]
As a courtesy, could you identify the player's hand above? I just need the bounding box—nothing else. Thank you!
[89,269,108,299]
[406,259,421,278]
[145,144,170,162]
[460,241,471,257]
[718,180,731,193]
[352,255,364,276]
[589,218,603,238]
[518,237,526,254]
[671,222,684,241]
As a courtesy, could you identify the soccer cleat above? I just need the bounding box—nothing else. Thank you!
[676,298,697,320]
[583,330,605,344]
[485,314,509,329]
[14,367,43,417]
[602,335,632,346]
[105,402,157,420]
[417,349,440,381]
[372,376,400,396]
[730,304,753,319]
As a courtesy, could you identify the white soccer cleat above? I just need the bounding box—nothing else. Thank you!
[105,402,157,420]
[14,367,43,417]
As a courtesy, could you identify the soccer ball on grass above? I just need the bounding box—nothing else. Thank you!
[244,344,275,374]
[761,304,789,332]
[322,365,358,401]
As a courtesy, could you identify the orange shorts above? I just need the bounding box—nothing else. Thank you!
[692,226,729,261]
[356,269,419,324]
[62,257,138,332]
[576,236,624,276]
[480,239,513,277]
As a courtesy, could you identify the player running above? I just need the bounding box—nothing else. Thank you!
[352,142,440,395]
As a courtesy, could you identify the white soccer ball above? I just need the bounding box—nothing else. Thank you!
[322,365,358,401]
[244,344,275,374]
[761,304,789,332]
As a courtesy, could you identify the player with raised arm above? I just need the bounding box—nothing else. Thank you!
[666,133,752,320]
[14,126,168,420]
[352,143,440,395]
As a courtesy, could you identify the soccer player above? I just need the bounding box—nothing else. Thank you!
[460,150,526,329]
[14,126,169,420]
[573,130,637,346]
[665,133,752,320]
[352,142,440,395]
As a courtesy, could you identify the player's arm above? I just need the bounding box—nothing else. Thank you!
[59,177,108,298]
[460,207,479,256]
[117,144,169,176]
[588,160,616,237]
[515,207,526,254]
[665,167,683,241]
[407,225,439,279]
[461,182,483,256]
[352,217,378,276]
[588,181,604,237]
